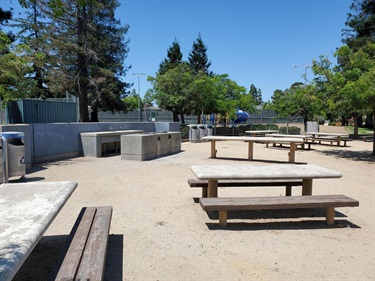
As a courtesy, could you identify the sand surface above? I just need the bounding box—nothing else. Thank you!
[13,133,374,280]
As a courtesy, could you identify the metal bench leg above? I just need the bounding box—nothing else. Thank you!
[326,207,335,225]
[219,210,227,226]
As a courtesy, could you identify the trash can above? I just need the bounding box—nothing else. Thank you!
[1,131,26,182]
[197,124,206,141]
[188,124,198,142]
[205,124,213,136]
[0,140,2,183]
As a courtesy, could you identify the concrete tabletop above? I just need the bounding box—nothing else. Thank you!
[80,130,143,137]
[305,132,349,137]
[264,133,312,138]
[245,130,279,134]
[190,164,342,180]
[0,181,78,281]
[202,136,305,143]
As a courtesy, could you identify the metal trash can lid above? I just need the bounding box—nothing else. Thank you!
[1,131,25,138]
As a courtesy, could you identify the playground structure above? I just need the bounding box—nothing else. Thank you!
[233,109,250,125]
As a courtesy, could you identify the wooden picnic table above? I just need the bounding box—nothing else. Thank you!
[201,136,304,162]
[190,164,342,198]
[305,132,349,147]
[0,181,78,281]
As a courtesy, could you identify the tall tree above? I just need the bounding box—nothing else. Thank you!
[0,7,37,102]
[188,33,211,75]
[342,0,375,51]
[14,0,131,122]
[249,83,262,105]
[158,39,183,75]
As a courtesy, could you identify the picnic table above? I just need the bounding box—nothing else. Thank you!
[0,181,78,281]
[190,164,342,198]
[245,130,279,136]
[305,132,350,147]
[264,133,314,149]
[201,135,304,162]
[191,164,359,226]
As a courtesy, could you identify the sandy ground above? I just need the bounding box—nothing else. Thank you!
[12,131,375,281]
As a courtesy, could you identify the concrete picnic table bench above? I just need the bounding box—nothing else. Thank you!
[190,164,358,226]
[0,181,78,281]
[245,130,279,136]
[201,135,304,162]
[305,132,351,147]
[264,133,314,149]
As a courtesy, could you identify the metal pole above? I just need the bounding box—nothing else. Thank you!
[132,73,146,122]
[137,75,140,121]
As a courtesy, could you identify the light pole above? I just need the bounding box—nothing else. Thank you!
[132,73,146,122]
[292,64,311,85]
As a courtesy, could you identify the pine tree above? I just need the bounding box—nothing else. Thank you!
[158,39,183,75]
[188,33,211,75]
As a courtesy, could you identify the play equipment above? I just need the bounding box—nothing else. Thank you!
[233,109,250,125]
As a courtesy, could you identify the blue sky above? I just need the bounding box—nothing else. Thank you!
[3,0,353,102]
[121,0,352,102]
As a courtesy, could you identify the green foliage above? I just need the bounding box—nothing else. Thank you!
[248,83,262,105]
[159,39,183,75]
[279,126,301,135]
[0,37,38,103]
[188,33,211,75]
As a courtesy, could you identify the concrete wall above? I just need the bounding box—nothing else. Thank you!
[0,122,180,167]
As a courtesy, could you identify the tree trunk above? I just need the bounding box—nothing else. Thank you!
[77,3,90,122]
[365,113,374,128]
[353,115,359,139]
[372,113,375,155]
[91,106,99,122]
[180,113,185,124]
[173,111,179,122]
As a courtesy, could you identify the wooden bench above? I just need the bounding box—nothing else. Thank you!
[188,178,303,197]
[361,136,374,142]
[199,195,359,226]
[50,206,112,281]
[307,137,352,147]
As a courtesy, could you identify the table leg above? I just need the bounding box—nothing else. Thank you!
[207,179,218,197]
[326,207,335,225]
[248,141,254,160]
[337,136,341,146]
[288,142,297,163]
[285,185,292,196]
[302,179,313,195]
[210,140,216,158]
[219,211,227,226]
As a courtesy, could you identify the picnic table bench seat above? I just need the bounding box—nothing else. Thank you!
[307,137,352,147]
[200,195,359,226]
[50,206,112,281]
[188,178,303,197]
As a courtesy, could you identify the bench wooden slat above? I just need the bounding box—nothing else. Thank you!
[76,206,112,281]
[200,195,359,211]
[200,195,359,226]
[188,178,303,188]
[54,207,97,280]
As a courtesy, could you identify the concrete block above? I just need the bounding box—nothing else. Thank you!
[121,132,181,161]
[80,130,143,157]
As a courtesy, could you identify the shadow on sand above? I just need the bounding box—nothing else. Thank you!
[12,234,124,281]
[317,149,375,163]
[201,209,361,231]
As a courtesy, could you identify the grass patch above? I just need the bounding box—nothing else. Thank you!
[345,126,374,134]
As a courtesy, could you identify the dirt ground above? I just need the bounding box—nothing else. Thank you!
[13,130,375,281]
